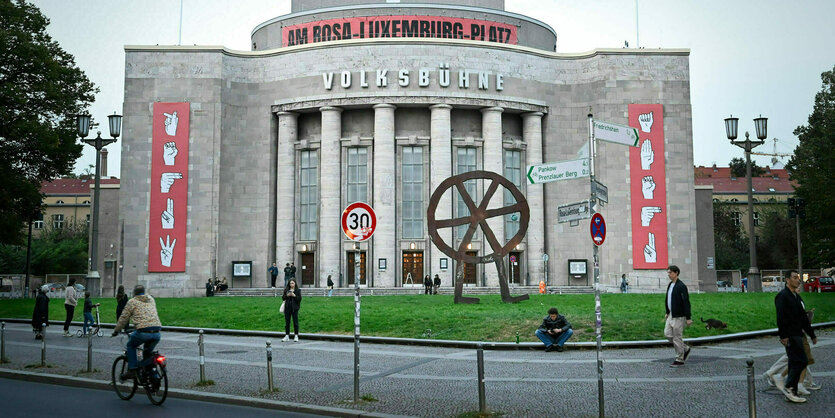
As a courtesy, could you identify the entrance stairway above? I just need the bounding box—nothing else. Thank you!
[217,285,594,297]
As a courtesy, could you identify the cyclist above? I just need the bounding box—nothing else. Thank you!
[111,285,162,379]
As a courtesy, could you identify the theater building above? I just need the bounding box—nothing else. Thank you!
[119,0,699,296]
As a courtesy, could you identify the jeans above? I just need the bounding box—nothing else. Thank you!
[63,304,75,331]
[284,310,299,336]
[327,287,333,297]
[83,312,95,334]
[784,335,808,390]
[126,330,161,370]
[535,328,574,348]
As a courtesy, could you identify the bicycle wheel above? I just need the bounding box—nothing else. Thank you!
[111,356,137,400]
[145,364,168,405]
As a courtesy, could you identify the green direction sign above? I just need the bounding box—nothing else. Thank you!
[593,120,639,147]
[527,158,590,185]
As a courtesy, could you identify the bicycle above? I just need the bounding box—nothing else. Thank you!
[111,334,169,405]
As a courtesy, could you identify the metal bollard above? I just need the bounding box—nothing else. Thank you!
[266,339,274,392]
[476,343,486,414]
[41,323,46,366]
[87,329,93,372]
[198,330,206,382]
[1,321,5,362]
[746,359,757,418]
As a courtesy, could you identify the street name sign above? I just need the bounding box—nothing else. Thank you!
[341,202,377,241]
[593,120,639,147]
[591,180,608,203]
[558,200,591,223]
[527,158,590,185]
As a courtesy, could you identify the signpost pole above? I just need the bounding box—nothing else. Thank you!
[589,113,604,418]
[353,246,361,403]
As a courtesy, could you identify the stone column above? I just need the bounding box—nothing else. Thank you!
[429,104,452,287]
[481,106,504,286]
[523,112,545,285]
[276,112,298,274]
[319,106,342,286]
[373,104,396,287]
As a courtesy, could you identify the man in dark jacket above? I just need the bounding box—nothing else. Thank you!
[664,265,692,367]
[32,285,50,340]
[283,263,292,286]
[433,274,441,295]
[535,307,573,352]
[775,270,817,403]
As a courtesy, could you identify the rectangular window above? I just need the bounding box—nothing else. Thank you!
[86,214,91,227]
[52,214,64,230]
[33,213,44,230]
[753,212,760,226]
[402,147,424,239]
[456,147,478,238]
[503,150,522,241]
[347,148,368,204]
[732,212,741,226]
[300,150,319,241]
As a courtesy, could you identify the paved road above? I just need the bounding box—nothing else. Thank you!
[1,323,833,416]
[0,377,325,418]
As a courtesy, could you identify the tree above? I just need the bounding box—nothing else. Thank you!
[729,157,765,178]
[712,201,749,271]
[786,65,835,268]
[0,0,98,244]
[0,218,89,274]
[756,205,797,269]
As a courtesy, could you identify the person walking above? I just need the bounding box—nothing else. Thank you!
[32,285,50,340]
[63,278,78,337]
[283,263,292,287]
[621,274,629,293]
[205,279,214,297]
[281,279,302,342]
[423,274,432,295]
[268,262,279,288]
[535,307,574,352]
[433,274,441,295]
[774,269,817,403]
[664,265,692,367]
[327,274,334,297]
[116,285,129,324]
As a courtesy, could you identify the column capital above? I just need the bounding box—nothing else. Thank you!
[276,111,298,118]
[481,106,504,114]
[522,111,544,119]
[429,104,452,111]
[372,103,396,110]
[319,106,343,113]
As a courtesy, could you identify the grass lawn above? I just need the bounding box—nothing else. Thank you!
[2,293,833,342]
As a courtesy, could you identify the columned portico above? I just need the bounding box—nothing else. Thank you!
[429,104,453,287]
[319,106,342,286]
[481,106,504,286]
[373,104,397,287]
[522,112,545,284]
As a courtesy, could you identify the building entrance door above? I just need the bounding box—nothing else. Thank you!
[509,251,522,285]
[300,253,315,286]
[346,251,366,286]
[463,251,478,285]
[402,251,423,287]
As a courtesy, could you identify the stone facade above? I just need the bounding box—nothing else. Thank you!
[119,1,696,296]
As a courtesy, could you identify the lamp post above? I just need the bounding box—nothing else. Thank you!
[724,115,767,292]
[76,113,122,295]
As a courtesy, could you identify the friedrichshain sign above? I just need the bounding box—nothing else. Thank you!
[285,15,518,47]
[324,64,504,91]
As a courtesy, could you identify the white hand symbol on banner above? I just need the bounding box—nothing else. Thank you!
[163,111,178,136]
[638,111,654,133]
[644,232,657,263]
[160,172,183,193]
[159,235,176,267]
[640,206,662,227]
[163,142,178,166]
[640,139,654,170]
[641,176,656,199]
[161,198,174,229]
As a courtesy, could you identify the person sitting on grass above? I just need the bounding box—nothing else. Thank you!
[535,307,574,352]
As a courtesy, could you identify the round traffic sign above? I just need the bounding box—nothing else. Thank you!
[341,202,377,242]
[590,213,606,246]
[510,255,517,263]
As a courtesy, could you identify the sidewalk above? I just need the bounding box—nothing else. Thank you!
[1,322,833,417]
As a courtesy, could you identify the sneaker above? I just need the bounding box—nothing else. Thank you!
[555,345,564,352]
[670,361,684,368]
[63,331,71,337]
[293,335,299,342]
[805,382,822,391]
[797,384,811,396]
[763,372,775,387]
[120,369,137,381]
[682,347,691,362]
[281,335,289,342]
[782,387,807,403]
[774,375,786,392]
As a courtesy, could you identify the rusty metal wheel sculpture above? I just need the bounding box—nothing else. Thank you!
[427,171,530,304]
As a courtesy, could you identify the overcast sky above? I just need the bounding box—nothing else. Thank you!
[31,0,835,176]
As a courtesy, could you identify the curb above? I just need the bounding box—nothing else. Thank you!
[0,368,410,418]
[3,318,833,350]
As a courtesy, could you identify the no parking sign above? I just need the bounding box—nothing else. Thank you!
[590,213,606,246]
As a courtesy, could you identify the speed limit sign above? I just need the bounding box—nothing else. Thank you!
[341,202,377,242]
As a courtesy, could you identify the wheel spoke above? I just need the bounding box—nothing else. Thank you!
[435,216,473,229]
[479,220,503,253]
[481,180,500,209]
[484,205,520,218]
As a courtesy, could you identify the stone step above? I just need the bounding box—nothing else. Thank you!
[216,286,595,297]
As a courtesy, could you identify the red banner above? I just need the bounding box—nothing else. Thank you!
[148,103,189,272]
[629,104,668,269]
[282,15,518,47]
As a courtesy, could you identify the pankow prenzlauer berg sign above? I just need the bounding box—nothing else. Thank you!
[283,15,518,47]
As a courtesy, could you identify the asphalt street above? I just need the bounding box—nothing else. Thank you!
[0,322,833,417]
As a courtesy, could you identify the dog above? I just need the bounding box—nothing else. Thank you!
[700,317,727,330]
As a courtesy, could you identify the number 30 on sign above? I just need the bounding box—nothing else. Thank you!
[341,202,377,242]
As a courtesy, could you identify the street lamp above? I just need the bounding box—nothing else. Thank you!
[724,114,767,292]
[77,113,122,295]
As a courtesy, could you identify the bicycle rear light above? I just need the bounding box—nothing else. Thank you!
[155,355,166,365]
